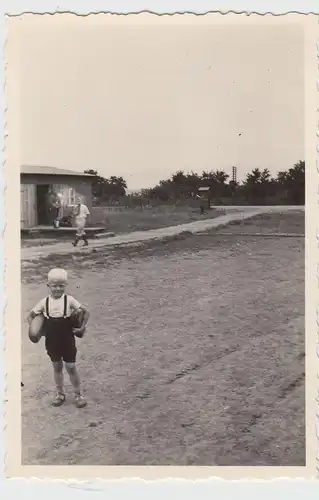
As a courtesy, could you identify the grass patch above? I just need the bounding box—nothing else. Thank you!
[91,206,223,233]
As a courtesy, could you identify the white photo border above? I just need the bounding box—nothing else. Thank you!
[2,0,319,496]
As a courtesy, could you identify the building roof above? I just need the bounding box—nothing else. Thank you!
[21,165,94,177]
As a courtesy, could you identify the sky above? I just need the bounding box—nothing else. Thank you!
[16,15,304,191]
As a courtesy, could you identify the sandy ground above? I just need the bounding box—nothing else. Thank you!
[21,212,305,466]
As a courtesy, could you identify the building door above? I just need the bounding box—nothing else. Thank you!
[20,184,36,229]
[20,186,27,229]
[36,184,50,225]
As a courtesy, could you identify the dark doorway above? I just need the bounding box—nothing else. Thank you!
[36,184,50,225]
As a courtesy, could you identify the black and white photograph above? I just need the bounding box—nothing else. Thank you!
[5,12,317,476]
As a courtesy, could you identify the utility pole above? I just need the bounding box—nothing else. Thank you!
[232,166,237,183]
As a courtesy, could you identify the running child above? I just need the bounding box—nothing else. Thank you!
[27,268,89,408]
[72,197,90,247]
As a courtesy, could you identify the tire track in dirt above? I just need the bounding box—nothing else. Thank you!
[277,372,305,400]
[167,346,240,385]
[239,373,305,435]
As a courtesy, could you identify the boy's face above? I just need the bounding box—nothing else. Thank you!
[47,279,67,298]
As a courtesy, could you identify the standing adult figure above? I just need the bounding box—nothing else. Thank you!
[53,193,62,227]
[47,189,62,227]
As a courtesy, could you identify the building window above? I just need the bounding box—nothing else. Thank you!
[68,187,76,206]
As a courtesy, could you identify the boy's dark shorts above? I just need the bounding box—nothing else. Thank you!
[45,335,77,363]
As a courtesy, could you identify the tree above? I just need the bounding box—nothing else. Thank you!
[84,169,108,199]
[104,159,305,207]
[150,179,173,201]
[84,170,127,203]
[107,176,127,199]
[276,160,305,204]
[242,168,273,203]
[186,172,201,196]
[171,170,188,199]
[199,169,229,199]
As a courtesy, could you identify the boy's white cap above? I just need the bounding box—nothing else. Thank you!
[48,268,68,282]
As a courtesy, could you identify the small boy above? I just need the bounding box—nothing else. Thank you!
[27,268,89,408]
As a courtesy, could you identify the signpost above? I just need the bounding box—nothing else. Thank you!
[198,186,211,212]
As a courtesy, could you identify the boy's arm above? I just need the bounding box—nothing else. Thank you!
[85,205,90,222]
[27,310,36,325]
[80,306,90,327]
[69,297,90,331]
[27,299,45,325]
[72,306,90,338]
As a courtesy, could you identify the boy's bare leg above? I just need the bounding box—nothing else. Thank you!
[52,361,64,393]
[52,361,65,406]
[64,362,80,394]
[64,362,87,407]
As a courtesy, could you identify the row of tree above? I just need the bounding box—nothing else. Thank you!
[85,160,305,206]
[84,169,127,202]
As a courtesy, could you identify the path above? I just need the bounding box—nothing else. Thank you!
[21,205,303,261]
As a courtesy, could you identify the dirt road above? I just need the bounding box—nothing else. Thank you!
[21,213,305,466]
[21,205,303,261]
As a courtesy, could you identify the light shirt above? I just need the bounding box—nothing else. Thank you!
[32,294,81,318]
[75,204,90,218]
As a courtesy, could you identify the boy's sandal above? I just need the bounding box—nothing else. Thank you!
[75,394,87,408]
[52,393,66,407]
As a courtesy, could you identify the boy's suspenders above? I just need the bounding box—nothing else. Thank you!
[45,297,49,318]
[45,295,68,318]
[63,294,68,318]
[63,295,68,318]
